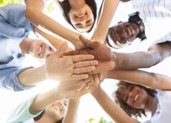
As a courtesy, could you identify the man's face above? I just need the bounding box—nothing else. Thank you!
[119,85,149,109]
[108,22,139,48]
[28,39,53,59]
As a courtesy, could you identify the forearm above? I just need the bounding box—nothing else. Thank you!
[106,69,171,90]
[18,66,47,86]
[25,7,80,45]
[113,42,171,70]
[29,88,61,114]
[91,0,119,42]
[113,50,163,70]
[62,98,80,123]
[92,87,138,123]
[35,27,73,51]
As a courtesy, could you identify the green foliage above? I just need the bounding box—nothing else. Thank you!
[0,0,23,6]
[88,117,113,123]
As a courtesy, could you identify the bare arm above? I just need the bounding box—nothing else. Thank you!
[25,0,81,45]
[34,27,73,51]
[113,42,171,69]
[106,69,171,90]
[18,42,98,86]
[62,99,80,123]
[91,0,119,43]
[91,86,139,123]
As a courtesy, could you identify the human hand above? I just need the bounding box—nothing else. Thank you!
[64,35,116,73]
[44,42,99,81]
[55,76,99,99]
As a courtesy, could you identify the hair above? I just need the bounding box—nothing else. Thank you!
[106,11,146,49]
[114,81,157,118]
[120,0,131,2]
[58,0,97,32]
[33,110,63,123]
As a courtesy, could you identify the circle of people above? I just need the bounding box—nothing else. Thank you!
[1,0,171,123]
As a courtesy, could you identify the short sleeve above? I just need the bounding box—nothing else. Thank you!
[6,95,43,123]
[0,67,35,91]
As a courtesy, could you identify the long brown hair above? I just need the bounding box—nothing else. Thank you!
[114,81,157,118]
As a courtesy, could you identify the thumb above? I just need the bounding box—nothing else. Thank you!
[55,41,68,57]
[79,35,95,48]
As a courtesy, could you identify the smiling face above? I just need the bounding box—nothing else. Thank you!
[69,4,94,32]
[44,99,68,121]
[119,85,149,109]
[108,22,140,48]
[28,39,53,60]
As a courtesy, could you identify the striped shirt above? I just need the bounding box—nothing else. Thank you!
[131,0,171,43]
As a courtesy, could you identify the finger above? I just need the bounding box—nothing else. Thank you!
[71,74,89,80]
[63,50,79,56]
[75,80,89,92]
[72,54,95,62]
[74,66,96,74]
[74,60,98,67]
[79,35,97,48]
[55,42,68,57]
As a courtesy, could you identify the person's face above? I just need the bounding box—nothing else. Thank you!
[29,39,53,59]
[108,22,140,48]
[120,85,149,109]
[44,99,68,121]
[69,4,94,32]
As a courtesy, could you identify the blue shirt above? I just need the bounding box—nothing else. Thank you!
[0,4,35,91]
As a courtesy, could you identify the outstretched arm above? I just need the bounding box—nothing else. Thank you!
[91,86,139,123]
[62,98,80,123]
[91,0,119,43]
[34,27,73,51]
[106,69,171,90]
[25,0,81,46]
[113,41,171,70]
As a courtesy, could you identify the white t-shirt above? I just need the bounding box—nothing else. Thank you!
[143,90,171,123]
[6,95,43,123]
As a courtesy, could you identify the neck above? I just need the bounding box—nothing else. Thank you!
[69,0,85,9]
[35,115,55,123]
[145,95,154,112]
[19,37,32,54]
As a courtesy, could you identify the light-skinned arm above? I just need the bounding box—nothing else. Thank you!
[91,0,119,43]
[18,42,98,86]
[25,0,81,46]
[62,98,80,123]
[92,86,139,123]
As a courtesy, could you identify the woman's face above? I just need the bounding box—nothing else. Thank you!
[108,22,139,48]
[120,85,149,109]
[29,39,53,59]
[44,99,68,121]
[69,4,94,32]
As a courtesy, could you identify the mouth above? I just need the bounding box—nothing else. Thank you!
[133,92,139,103]
[38,43,45,58]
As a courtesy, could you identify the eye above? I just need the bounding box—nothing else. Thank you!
[75,23,83,28]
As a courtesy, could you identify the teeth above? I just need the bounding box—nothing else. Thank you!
[134,94,138,102]
[38,46,42,55]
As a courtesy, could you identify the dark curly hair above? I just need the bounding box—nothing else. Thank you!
[57,0,97,32]
[33,110,63,123]
[114,81,157,118]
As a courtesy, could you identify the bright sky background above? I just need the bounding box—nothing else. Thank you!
[0,1,171,123]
